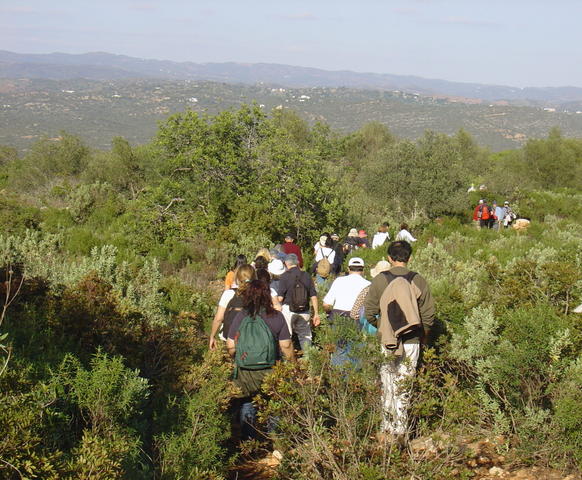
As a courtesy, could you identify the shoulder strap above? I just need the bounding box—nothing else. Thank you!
[382,270,417,284]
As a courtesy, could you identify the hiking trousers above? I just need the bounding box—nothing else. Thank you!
[380,341,420,435]
[281,304,312,351]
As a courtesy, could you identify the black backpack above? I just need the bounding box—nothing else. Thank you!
[289,273,309,313]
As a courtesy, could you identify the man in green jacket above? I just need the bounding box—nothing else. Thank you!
[364,240,435,444]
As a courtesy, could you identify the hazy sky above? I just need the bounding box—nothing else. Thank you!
[2,0,581,88]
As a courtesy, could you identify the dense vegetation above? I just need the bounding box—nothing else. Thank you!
[0,105,581,479]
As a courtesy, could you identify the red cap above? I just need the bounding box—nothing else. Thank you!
[358,229,367,237]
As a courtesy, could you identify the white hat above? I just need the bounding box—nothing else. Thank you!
[370,260,391,278]
[348,257,365,267]
[267,259,285,276]
[348,228,358,237]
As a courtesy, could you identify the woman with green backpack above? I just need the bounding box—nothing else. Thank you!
[226,280,295,440]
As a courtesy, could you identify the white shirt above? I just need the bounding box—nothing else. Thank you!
[323,274,370,312]
[396,229,417,243]
[372,231,390,248]
[218,289,236,308]
[315,246,336,265]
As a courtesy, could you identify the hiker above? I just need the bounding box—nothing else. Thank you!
[313,235,336,284]
[372,223,391,249]
[395,224,417,243]
[358,230,370,248]
[330,233,344,275]
[472,199,484,229]
[267,258,286,294]
[344,228,360,253]
[281,233,303,268]
[226,279,295,440]
[209,264,256,350]
[256,268,283,311]
[224,254,248,290]
[350,259,391,335]
[493,201,504,231]
[364,241,435,443]
[503,201,516,228]
[477,200,493,229]
[276,253,321,351]
[323,257,371,366]
[253,255,269,270]
[313,232,330,255]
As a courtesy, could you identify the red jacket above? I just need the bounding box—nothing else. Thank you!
[473,205,481,221]
[281,242,303,268]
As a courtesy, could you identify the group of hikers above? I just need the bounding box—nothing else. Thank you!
[473,199,517,229]
[209,225,433,446]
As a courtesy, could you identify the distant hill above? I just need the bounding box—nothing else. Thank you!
[3,78,582,152]
[2,50,582,107]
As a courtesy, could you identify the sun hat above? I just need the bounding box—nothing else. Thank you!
[348,228,358,237]
[370,260,391,278]
[358,229,367,237]
[268,259,285,276]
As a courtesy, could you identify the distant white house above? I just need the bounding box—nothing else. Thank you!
[543,107,556,112]
[188,97,198,103]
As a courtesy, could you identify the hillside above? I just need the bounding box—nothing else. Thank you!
[0,106,581,479]
[2,50,582,106]
[3,78,582,152]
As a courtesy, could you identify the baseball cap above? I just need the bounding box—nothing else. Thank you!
[348,257,365,267]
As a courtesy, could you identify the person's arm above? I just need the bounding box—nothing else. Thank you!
[296,246,304,269]
[226,338,236,357]
[415,277,435,343]
[272,295,282,311]
[279,340,296,362]
[311,296,321,326]
[364,277,384,327]
[209,306,226,349]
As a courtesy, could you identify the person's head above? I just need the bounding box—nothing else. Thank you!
[387,241,412,264]
[492,200,497,206]
[256,268,271,284]
[479,199,484,205]
[254,255,269,270]
[232,254,247,270]
[242,279,275,317]
[284,233,296,243]
[256,248,272,262]
[379,222,389,233]
[284,253,299,269]
[330,233,340,242]
[319,235,332,248]
[268,259,285,278]
[235,264,257,293]
[348,228,358,237]
[358,229,367,238]
[400,223,409,232]
[504,201,510,206]
[348,257,365,274]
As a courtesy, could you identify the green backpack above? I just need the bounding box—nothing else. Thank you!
[233,314,276,379]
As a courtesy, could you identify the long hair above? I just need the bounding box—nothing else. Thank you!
[232,254,247,271]
[243,279,275,316]
[255,248,272,262]
[235,264,256,296]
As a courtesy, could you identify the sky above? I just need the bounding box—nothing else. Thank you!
[1,0,581,88]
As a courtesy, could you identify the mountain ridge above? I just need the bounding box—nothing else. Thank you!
[2,50,582,106]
